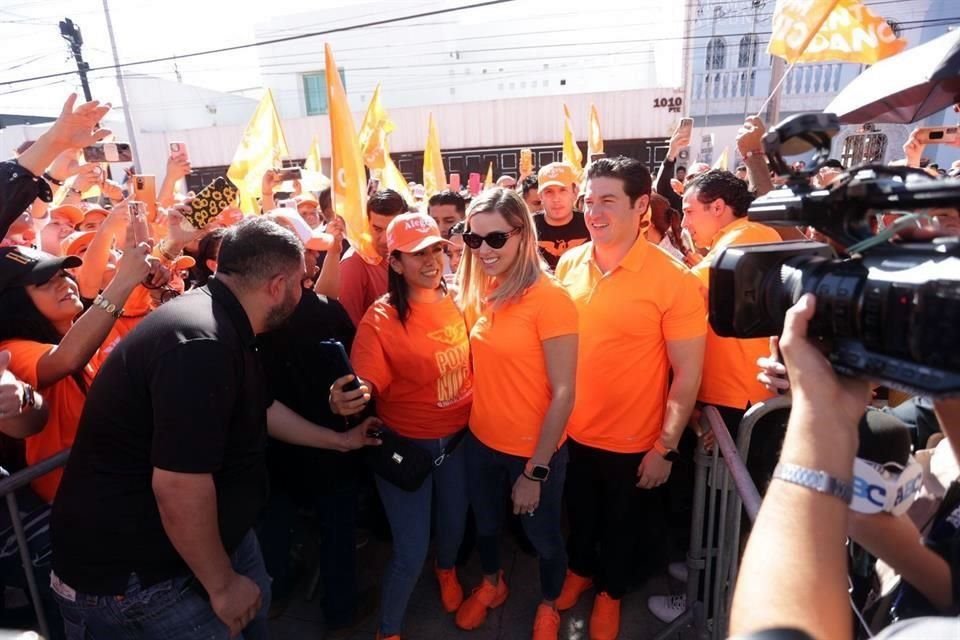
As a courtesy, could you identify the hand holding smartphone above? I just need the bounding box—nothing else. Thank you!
[169,142,189,163]
[83,142,133,163]
[914,126,959,145]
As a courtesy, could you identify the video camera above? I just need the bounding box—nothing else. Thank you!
[709,112,960,397]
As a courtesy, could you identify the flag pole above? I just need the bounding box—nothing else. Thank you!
[756,59,797,123]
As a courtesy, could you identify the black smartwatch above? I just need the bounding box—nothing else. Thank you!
[524,462,551,482]
[662,449,680,463]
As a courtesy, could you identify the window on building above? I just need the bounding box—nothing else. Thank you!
[738,34,758,67]
[302,69,345,116]
[706,37,726,70]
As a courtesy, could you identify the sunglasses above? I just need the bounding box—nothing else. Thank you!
[462,227,521,250]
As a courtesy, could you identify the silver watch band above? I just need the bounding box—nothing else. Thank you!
[773,462,853,504]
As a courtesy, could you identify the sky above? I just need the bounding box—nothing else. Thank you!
[0,0,683,118]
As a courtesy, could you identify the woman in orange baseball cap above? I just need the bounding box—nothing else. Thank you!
[454,188,578,640]
[331,212,472,640]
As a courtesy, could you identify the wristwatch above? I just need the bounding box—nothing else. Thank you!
[524,461,550,482]
[653,440,680,462]
[20,384,35,411]
[773,462,853,504]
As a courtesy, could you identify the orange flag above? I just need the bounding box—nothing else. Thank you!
[423,113,447,198]
[358,84,413,204]
[484,162,494,189]
[588,104,604,159]
[325,44,378,263]
[768,0,906,65]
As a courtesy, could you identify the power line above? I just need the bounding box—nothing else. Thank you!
[0,0,519,88]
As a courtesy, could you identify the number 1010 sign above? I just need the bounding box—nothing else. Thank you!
[654,97,683,113]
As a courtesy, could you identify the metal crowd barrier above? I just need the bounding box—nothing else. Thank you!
[0,448,71,640]
[653,396,792,640]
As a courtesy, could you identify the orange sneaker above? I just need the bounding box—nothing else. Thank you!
[532,604,560,640]
[589,592,621,640]
[556,570,593,611]
[435,565,464,613]
[454,571,508,630]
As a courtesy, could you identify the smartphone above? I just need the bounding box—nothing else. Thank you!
[677,117,694,139]
[277,198,298,210]
[448,173,462,192]
[915,126,959,145]
[83,142,133,163]
[321,340,362,393]
[128,201,151,245]
[131,175,158,221]
[169,142,189,163]
[276,167,302,181]
[467,172,481,195]
[185,177,239,230]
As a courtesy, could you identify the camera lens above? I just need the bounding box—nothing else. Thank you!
[930,130,944,140]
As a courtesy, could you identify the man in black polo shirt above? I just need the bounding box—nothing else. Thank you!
[49,218,379,639]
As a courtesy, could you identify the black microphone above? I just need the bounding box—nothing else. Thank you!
[857,410,911,467]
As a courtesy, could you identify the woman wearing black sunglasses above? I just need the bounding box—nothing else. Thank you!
[454,188,578,640]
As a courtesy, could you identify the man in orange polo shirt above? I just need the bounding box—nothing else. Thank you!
[648,169,781,623]
[555,156,706,640]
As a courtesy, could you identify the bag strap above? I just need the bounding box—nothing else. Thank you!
[433,428,468,467]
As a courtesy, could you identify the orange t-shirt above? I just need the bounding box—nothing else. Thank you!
[556,235,707,453]
[468,276,578,458]
[0,339,97,503]
[692,217,783,409]
[352,295,472,439]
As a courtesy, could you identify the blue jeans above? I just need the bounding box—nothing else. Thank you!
[375,432,468,637]
[53,530,271,640]
[465,433,568,601]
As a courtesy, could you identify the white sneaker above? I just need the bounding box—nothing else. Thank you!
[668,561,688,583]
[648,594,687,623]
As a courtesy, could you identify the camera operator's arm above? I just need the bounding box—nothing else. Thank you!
[731,294,871,640]
[848,512,952,611]
[737,116,774,197]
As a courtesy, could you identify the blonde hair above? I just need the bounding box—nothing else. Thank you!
[455,187,546,320]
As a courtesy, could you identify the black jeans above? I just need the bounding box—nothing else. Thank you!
[565,439,663,600]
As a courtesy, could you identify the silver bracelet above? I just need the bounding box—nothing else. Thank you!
[773,462,853,504]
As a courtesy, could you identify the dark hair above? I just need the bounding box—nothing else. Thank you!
[449,220,466,236]
[367,189,408,217]
[428,189,466,215]
[189,227,228,288]
[519,174,539,197]
[823,159,844,169]
[685,169,754,217]
[676,165,687,173]
[318,187,332,213]
[386,250,446,327]
[586,155,653,206]
[217,218,303,288]
[0,283,87,392]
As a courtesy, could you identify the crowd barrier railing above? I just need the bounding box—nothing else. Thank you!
[0,448,71,640]
[653,396,792,640]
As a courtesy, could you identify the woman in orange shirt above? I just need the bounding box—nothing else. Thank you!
[332,213,473,640]
[453,188,578,640]
[0,245,150,502]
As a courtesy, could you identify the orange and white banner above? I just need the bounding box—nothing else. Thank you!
[768,0,906,65]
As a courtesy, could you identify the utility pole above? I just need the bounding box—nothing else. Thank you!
[59,18,93,101]
[102,0,142,171]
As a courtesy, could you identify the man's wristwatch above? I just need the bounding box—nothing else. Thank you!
[523,461,550,482]
[20,384,35,411]
[652,440,680,462]
[773,462,853,504]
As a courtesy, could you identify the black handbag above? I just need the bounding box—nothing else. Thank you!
[366,428,467,492]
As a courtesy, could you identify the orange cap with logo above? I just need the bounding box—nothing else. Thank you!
[537,162,578,190]
[386,212,451,254]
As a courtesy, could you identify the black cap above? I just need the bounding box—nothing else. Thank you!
[0,247,81,292]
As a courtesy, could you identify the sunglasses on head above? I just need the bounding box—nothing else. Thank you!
[462,227,521,250]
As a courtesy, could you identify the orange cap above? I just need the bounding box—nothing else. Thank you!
[537,162,578,190]
[386,213,450,254]
[50,205,83,227]
[61,231,96,257]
